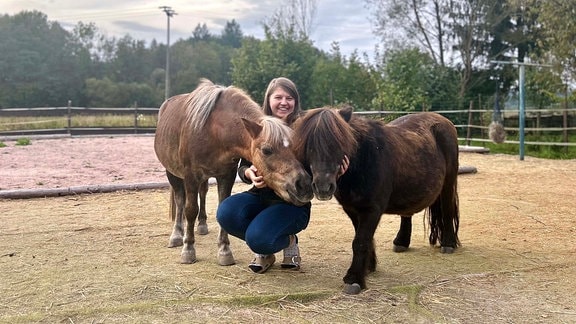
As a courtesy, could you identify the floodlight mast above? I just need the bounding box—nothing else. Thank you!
[159,6,177,101]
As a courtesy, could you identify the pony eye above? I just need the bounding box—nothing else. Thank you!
[261,146,274,156]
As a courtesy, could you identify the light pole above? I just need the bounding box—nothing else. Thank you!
[159,6,176,101]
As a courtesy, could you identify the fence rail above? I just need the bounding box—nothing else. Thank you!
[1,106,575,148]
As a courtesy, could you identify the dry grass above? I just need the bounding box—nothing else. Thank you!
[1,153,576,323]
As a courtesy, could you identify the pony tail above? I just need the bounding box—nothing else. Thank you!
[427,179,460,248]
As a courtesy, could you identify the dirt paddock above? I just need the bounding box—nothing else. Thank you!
[1,137,575,323]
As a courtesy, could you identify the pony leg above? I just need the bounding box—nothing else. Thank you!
[343,209,382,294]
[196,180,209,235]
[215,171,237,266]
[428,175,460,254]
[167,172,185,248]
[393,215,413,252]
[181,176,201,264]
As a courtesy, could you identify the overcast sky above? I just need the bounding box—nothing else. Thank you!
[4,0,380,58]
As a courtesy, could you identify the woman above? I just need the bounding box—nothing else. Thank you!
[217,77,308,273]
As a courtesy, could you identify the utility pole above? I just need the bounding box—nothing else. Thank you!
[159,6,176,101]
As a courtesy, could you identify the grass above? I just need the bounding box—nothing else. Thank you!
[0,114,158,131]
[461,132,576,159]
[15,138,31,146]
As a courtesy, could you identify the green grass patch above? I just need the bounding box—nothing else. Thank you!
[15,138,31,146]
[0,114,158,131]
[199,290,334,306]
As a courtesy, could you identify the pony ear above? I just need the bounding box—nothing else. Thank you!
[241,117,263,139]
[339,105,353,122]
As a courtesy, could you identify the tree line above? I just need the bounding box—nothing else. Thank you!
[0,0,574,111]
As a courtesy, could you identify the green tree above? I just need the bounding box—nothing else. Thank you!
[372,48,459,111]
[510,0,576,79]
[310,44,377,110]
[0,11,85,107]
[231,33,318,107]
[170,39,235,95]
[84,77,157,107]
[220,20,243,48]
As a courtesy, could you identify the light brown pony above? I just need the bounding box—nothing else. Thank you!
[154,79,313,265]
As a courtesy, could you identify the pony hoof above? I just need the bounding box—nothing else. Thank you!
[218,253,235,266]
[343,283,362,295]
[168,236,183,248]
[196,225,209,235]
[180,251,197,264]
[440,246,455,254]
[393,245,408,253]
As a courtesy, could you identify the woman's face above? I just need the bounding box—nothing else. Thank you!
[268,87,295,121]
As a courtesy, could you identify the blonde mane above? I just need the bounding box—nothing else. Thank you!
[259,116,293,148]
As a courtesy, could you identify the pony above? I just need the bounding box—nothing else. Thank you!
[292,106,460,294]
[154,79,313,265]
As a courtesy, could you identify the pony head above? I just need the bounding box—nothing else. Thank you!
[292,106,357,200]
[242,116,314,206]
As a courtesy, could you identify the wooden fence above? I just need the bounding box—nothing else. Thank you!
[1,105,575,148]
[0,105,159,137]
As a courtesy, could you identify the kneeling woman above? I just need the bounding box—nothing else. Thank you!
[217,77,309,273]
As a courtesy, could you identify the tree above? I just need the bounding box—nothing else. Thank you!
[0,11,85,107]
[264,0,318,40]
[372,48,459,111]
[192,23,212,42]
[170,40,233,94]
[84,77,158,107]
[220,20,243,48]
[107,35,153,83]
[510,0,576,80]
[231,1,320,106]
[366,0,450,67]
[310,44,378,110]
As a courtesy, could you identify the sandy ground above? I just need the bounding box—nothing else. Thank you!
[0,136,166,190]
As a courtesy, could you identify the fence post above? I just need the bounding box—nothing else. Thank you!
[133,101,138,134]
[67,100,72,134]
[563,85,569,153]
[466,100,473,146]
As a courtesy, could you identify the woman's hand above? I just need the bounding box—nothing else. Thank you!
[245,165,267,188]
[337,155,350,178]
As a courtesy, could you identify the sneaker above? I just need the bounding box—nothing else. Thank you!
[248,254,275,274]
[281,235,301,270]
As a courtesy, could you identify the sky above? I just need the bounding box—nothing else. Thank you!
[3,0,380,59]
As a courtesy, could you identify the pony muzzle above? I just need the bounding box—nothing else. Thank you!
[312,180,336,201]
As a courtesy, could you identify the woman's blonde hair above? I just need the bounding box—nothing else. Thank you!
[262,77,301,126]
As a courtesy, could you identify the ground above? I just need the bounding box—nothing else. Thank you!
[1,136,575,323]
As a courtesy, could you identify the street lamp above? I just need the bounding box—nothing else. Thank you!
[159,6,176,101]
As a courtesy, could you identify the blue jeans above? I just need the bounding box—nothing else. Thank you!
[216,191,311,255]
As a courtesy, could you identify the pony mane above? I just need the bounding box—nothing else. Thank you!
[294,107,358,163]
[184,79,227,131]
[260,116,293,148]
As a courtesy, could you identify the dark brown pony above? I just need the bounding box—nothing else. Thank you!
[154,79,313,265]
[292,106,460,294]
